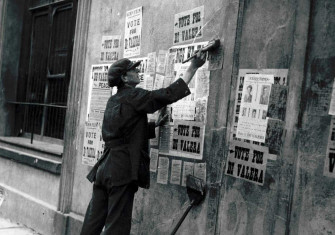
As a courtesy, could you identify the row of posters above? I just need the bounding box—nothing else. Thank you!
[150,148,206,186]
[99,5,205,62]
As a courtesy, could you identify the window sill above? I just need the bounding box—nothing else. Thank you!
[0,137,63,175]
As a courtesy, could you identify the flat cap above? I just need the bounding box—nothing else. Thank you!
[108,58,141,87]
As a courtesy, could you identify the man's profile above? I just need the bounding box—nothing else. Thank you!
[244,85,253,103]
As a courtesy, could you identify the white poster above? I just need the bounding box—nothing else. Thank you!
[172,100,196,120]
[182,162,195,186]
[173,6,204,44]
[124,6,142,58]
[225,141,268,186]
[194,163,206,182]
[157,157,169,184]
[153,74,165,90]
[100,35,121,63]
[170,160,182,185]
[87,64,110,122]
[156,50,168,74]
[82,121,101,166]
[170,120,205,159]
[328,78,335,115]
[149,148,159,172]
[236,74,274,142]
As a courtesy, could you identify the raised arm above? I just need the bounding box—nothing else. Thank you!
[181,50,207,84]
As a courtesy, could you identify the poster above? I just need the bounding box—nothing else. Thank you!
[324,117,335,178]
[156,50,168,74]
[182,162,195,186]
[173,6,204,44]
[267,85,288,121]
[0,187,4,207]
[236,74,274,142]
[147,52,156,75]
[170,160,182,185]
[309,57,335,116]
[172,100,196,120]
[195,68,210,99]
[157,157,169,184]
[170,120,205,159]
[82,121,102,165]
[100,35,121,63]
[328,78,335,115]
[124,6,142,58]
[150,148,159,172]
[225,141,268,185]
[87,64,111,121]
[208,41,224,70]
[153,74,165,90]
[194,162,206,182]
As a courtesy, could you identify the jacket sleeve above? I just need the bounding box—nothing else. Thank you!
[128,78,191,114]
[148,122,156,139]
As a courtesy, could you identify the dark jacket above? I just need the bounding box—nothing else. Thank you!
[87,78,191,189]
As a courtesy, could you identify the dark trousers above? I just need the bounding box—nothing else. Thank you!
[80,182,138,235]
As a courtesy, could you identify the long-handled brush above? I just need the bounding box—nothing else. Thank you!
[170,175,206,235]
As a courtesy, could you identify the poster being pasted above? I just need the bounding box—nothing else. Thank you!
[124,6,142,58]
[100,35,121,63]
[173,6,204,44]
[236,74,274,143]
[225,141,268,185]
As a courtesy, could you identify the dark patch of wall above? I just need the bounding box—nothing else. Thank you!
[0,0,25,136]
[217,0,299,234]
[290,0,335,234]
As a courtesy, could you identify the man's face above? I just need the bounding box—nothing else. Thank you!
[263,87,268,94]
[247,87,252,93]
[125,67,140,85]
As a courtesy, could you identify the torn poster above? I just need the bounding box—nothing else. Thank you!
[150,148,159,172]
[225,141,268,186]
[194,163,206,182]
[324,117,335,178]
[100,35,121,63]
[236,74,274,142]
[170,160,182,185]
[156,50,168,74]
[208,40,224,70]
[124,6,142,58]
[173,6,204,44]
[265,118,284,155]
[309,57,335,116]
[182,161,195,186]
[170,120,205,159]
[157,157,169,184]
[267,85,288,121]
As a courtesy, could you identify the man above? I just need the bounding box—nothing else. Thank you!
[259,85,270,105]
[80,51,206,235]
[244,85,252,103]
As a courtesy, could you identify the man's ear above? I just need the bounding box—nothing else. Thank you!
[121,74,128,83]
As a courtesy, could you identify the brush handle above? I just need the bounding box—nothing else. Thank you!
[170,202,194,235]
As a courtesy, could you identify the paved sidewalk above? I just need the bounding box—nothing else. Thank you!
[0,217,41,235]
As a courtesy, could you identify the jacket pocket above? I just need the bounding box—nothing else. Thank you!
[137,150,150,189]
